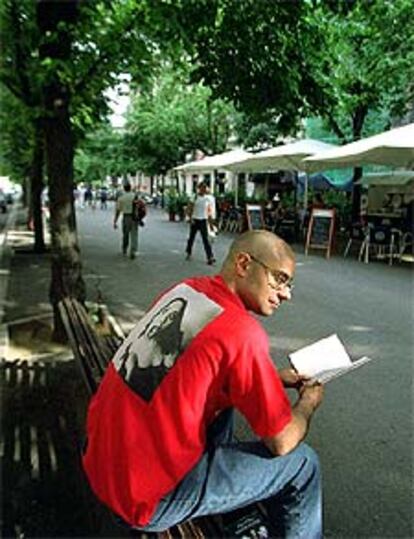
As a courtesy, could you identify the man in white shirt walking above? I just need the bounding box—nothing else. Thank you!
[114,183,139,259]
[185,182,216,265]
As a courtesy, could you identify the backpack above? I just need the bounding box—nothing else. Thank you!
[132,196,147,225]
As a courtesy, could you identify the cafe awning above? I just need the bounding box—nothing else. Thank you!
[355,171,414,187]
[303,123,414,172]
[224,139,337,173]
[174,149,253,172]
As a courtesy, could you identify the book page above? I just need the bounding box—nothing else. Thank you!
[289,334,373,383]
[309,356,372,384]
[289,334,351,377]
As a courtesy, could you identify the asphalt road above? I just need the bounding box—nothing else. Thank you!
[77,202,413,539]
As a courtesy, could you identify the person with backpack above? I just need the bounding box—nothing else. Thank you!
[113,184,146,260]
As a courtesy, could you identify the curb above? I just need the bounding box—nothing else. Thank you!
[0,204,19,357]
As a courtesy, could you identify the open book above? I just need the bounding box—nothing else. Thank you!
[289,334,372,384]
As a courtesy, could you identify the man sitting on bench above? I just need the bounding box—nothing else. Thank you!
[82,230,324,538]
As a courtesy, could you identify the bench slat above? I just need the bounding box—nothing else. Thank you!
[58,299,101,394]
[62,299,104,379]
[70,299,111,374]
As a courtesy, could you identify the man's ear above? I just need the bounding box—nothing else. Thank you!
[235,252,250,277]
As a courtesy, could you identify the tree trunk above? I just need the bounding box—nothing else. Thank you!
[23,177,30,209]
[44,101,85,289]
[30,120,46,253]
[44,101,86,339]
[37,0,86,340]
[161,176,166,208]
[351,105,368,221]
[351,166,364,221]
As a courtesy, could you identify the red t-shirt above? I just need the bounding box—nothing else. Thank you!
[82,275,292,527]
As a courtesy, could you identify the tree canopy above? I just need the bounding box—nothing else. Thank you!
[75,125,125,185]
[0,85,34,182]
[307,0,414,142]
[123,67,239,175]
[180,0,327,134]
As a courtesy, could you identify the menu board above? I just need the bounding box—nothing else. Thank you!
[305,208,335,258]
[245,204,264,230]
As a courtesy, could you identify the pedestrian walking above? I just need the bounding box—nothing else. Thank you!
[113,184,142,259]
[84,185,93,207]
[185,182,216,265]
[82,230,324,537]
[99,187,108,210]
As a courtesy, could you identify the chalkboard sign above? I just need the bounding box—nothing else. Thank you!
[305,208,335,258]
[246,204,265,230]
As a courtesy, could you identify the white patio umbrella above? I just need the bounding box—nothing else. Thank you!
[224,139,337,173]
[224,139,338,207]
[174,148,253,172]
[302,123,414,172]
[174,149,253,204]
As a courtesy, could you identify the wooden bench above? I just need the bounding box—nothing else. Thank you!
[58,296,223,538]
[58,297,121,394]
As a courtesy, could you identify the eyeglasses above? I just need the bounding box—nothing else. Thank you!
[247,253,294,293]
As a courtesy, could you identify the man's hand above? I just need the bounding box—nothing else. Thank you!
[186,202,194,219]
[113,220,118,229]
[299,382,324,411]
[279,368,310,390]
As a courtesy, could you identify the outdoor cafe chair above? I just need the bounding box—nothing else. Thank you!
[343,223,369,261]
[363,224,397,265]
[398,231,414,264]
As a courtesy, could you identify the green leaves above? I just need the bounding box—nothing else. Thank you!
[2,0,412,187]
[74,125,125,183]
[182,0,317,133]
[0,85,35,181]
[123,66,237,175]
[308,0,414,140]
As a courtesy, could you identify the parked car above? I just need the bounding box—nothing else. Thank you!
[0,190,7,213]
[5,192,14,204]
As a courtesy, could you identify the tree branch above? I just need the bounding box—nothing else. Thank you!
[326,112,347,143]
[9,0,37,107]
[73,48,112,96]
[72,13,137,96]
[0,74,27,104]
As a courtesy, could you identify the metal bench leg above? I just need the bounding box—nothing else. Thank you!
[344,238,352,258]
[358,238,367,262]
[389,235,395,266]
[363,238,370,264]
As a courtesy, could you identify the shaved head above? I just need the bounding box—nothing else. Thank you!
[222,230,295,270]
[220,230,295,316]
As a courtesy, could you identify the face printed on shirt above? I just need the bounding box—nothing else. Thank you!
[112,284,223,401]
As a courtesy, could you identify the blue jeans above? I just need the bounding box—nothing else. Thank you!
[122,214,138,256]
[138,409,322,538]
[186,219,214,260]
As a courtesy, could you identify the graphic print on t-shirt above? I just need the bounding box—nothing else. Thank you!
[112,283,223,401]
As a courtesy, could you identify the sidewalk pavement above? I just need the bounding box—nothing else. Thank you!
[0,206,64,360]
[0,205,132,537]
[1,203,413,538]
[1,203,238,355]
